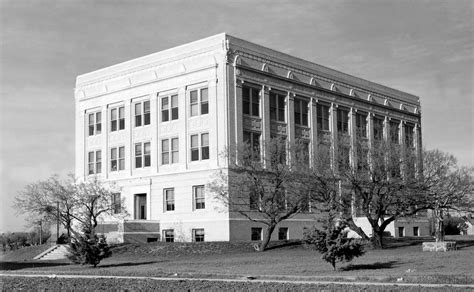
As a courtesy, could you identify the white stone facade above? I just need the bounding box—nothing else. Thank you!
[75,33,422,242]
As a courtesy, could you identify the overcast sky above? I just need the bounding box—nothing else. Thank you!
[1,0,472,232]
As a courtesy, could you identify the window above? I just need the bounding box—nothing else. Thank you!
[337,108,349,134]
[193,185,205,210]
[355,113,367,138]
[278,227,288,240]
[162,138,179,164]
[135,142,151,168]
[295,140,310,165]
[338,144,350,172]
[164,188,175,211]
[110,146,125,171]
[270,91,286,122]
[317,104,330,132]
[390,121,399,144]
[398,226,405,237]
[294,98,309,126]
[134,100,150,127]
[110,106,125,132]
[190,133,209,161]
[87,150,101,174]
[88,112,102,136]
[249,191,261,211]
[405,124,414,148]
[413,226,419,237]
[193,229,205,242]
[243,131,261,160]
[190,88,208,117]
[162,95,179,122]
[111,193,121,214]
[242,86,260,117]
[373,117,384,141]
[251,228,262,241]
[163,229,174,242]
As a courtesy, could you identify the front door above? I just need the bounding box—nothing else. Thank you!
[134,193,147,219]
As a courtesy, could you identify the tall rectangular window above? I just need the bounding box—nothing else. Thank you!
[317,104,330,131]
[135,142,151,168]
[390,121,399,144]
[190,133,209,161]
[373,117,384,141]
[112,193,121,214]
[337,108,349,134]
[355,113,367,138]
[251,227,262,241]
[405,124,414,148]
[162,95,179,122]
[161,138,179,164]
[163,230,174,242]
[193,229,205,242]
[294,98,309,126]
[242,85,260,117]
[110,106,125,132]
[190,88,208,117]
[243,131,261,160]
[134,100,150,127]
[164,188,175,211]
[270,92,286,122]
[110,146,125,171]
[87,150,101,174]
[278,227,288,240]
[413,226,419,237]
[88,112,102,136]
[193,185,205,210]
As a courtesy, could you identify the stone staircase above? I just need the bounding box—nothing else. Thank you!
[34,244,70,260]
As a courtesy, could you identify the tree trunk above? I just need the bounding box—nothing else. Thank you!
[434,208,445,242]
[371,229,384,249]
[345,217,370,241]
[258,223,276,252]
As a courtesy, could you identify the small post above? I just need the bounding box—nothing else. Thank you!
[39,220,42,245]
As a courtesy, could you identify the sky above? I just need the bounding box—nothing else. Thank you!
[1,0,473,232]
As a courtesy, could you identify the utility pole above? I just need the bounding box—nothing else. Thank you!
[56,201,60,243]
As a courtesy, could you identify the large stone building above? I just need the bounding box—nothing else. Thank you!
[75,33,424,243]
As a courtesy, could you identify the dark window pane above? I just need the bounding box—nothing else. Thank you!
[119,119,125,130]
[111,120,117,132]
[202,146,209,160]
[162,110,169,122]
[201,102,208,115]
[171,107,179,120]
[144,113,150,125]
[135,116,142,127]
[191,149,199,161]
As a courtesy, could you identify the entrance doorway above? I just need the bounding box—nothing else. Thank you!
[134,193,147,219]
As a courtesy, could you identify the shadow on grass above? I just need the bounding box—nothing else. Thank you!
[98,260,161,268]
[265,241,303,251]
[0,261,71,271]
[340,261,399,271]
[454,239,474,250]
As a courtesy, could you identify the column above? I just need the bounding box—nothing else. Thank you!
[261,85,271,167]
[101,105,108,178]
[414,123,422,177]
[366,112,374,170]
[125,99,133,176]
[399,120,406,177]
[349,108,357,169]
[330,103,338,171]
[150,93,158,173]
[310,98,318,168]
[234,79,244,163]
[287,92,295,165]
[208,78,218,168]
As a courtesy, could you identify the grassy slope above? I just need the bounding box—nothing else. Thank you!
[1,236,473,284]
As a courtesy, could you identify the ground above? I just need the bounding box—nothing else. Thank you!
[1,236,473,290]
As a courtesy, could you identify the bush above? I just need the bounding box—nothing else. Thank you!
[68,233,111,267]
[444,217,464,235]
[304,219,366,271]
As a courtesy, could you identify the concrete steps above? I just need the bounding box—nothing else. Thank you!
[34,244,70,260]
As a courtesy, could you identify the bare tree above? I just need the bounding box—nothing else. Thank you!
[209,138,313,251]
[421,149,474,242]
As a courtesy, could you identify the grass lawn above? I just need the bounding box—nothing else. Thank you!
[1,236,473,286]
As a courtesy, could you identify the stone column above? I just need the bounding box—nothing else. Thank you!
[208,78,218,168]
[414,123,422,177]
[234,79,244,163]
[330,103,338,171]
[150,93,158,173]
[125,99,133,176]
[287,92,295,165]
[261,85,271,168]
[399,120,406,177]
[366,113,374,171]
[101,105,108,178]
[310,98,318,168]
[349,108,357,169]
